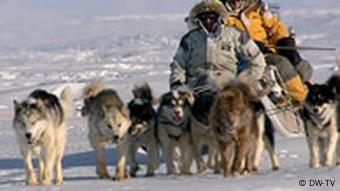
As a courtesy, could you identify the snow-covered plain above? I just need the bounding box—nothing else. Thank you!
[0,0,339,190]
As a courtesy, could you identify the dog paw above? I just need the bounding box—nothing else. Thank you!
[55,179,63,185]
[26,179,38,185]
[309,163,319,169]
[41,179,52,185]
[241,170,250,176]
[180,171,193,176]
[98,173,111,179]
[322,160,332,167]
[198,164,207,174]
[145,172,155,177]
[129,165,141,177]
[223,171,231,177]
[272,166,280,171]
[113,173,129,181]
[252,167,258,172]
[232,171,241,177]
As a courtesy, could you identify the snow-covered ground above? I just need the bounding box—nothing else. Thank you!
[0,0,339,190]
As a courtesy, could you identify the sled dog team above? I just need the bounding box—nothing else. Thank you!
[12,74,340,185]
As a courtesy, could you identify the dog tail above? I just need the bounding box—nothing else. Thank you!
[132,82,154,103]
[82,80,105,100]
[60,87,73,119]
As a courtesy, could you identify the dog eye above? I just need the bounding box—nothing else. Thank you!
[30,121,36,126]
[117,124,122,128]
[107,124,112,129]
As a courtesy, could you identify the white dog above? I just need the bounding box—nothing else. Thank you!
[81,81,130,180]
[13,88,72,185]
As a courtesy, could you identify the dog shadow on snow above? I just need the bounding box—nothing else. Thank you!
[0,148,161,184]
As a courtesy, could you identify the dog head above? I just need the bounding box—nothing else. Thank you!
[128,98,155,137]
[81,80,106,116]
[305,83,335,114]
[158,90,191,125]
[96,103,130,142]
[13,100,50,145]
[213,80,259,132]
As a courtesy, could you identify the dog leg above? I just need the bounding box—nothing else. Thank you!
[233,140,252,176]
[221,143,232,177]
[54,125,67,185]
[323,127,338,167]
[89,134,110,179]
[145,135,160,177]
[264,136,280,171]
[337,136,340,166]
[158,129,176,175]
[21,148,38,185]
[244,152,253,175]
[179,136,193,175]
[33,145,44,183]
[192,138,207,173]
[307,129,320,168]
[41,139,56,185]
[252,113,265,171]
[127,137,139,177]
[115,137,129,181]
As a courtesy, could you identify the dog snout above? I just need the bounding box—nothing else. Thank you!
[175,109,182,118]
[25,133,32,140]
[113,135,119,140]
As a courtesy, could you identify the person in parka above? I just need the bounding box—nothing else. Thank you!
[220,0,310,103]
[170,0,266,91]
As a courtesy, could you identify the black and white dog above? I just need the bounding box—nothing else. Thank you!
[157,89,194,175]
[303,83,338,168]
[127,83,159,177]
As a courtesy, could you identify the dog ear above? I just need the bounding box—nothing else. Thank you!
[183,91,195,106]
[305,81,313,90]
[13,100,21,112]
[177,86,195,106]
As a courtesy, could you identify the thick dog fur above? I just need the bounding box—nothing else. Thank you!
[157,90,193,175]
[13,88,72,185]
[304,83,338,168]
[210,80,265,177]
[81,81,130,180]
[127,82,160,177]
[328,74,340,165]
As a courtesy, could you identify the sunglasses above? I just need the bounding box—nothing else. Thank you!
[197,12,218,21]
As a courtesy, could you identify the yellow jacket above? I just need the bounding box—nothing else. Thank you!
[224,1,289,47]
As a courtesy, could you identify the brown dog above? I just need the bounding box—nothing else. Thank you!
[210,79,264,177]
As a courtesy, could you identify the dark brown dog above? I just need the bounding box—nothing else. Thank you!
[210,79,264,177]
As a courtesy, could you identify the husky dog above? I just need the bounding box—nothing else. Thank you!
[210,80,266,177]
[81,81,130,180]
[303,83,338,168]
[127,82,159,177]
[157,89,194,175]
[328,74,340,165]
[13,88,72,185]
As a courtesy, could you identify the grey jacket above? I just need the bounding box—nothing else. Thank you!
[170,25,266,90]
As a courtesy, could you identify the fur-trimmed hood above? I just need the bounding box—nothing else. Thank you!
[189,1,228,19]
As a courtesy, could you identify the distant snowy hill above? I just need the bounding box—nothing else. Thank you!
[0,0,339,190]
